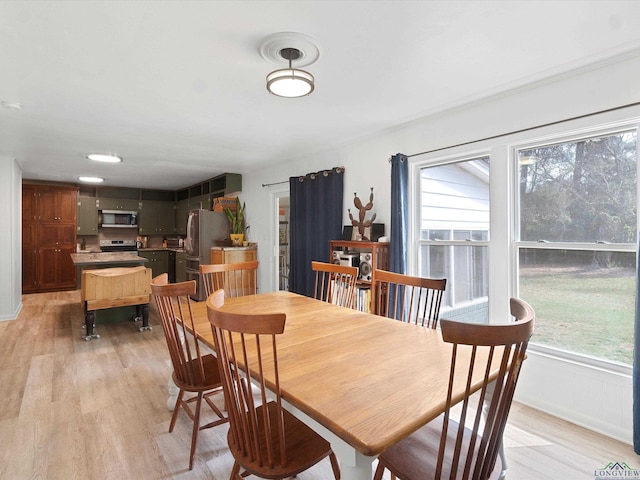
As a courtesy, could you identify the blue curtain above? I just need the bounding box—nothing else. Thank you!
[634,232,640,453]
[390,153,408,274]
[289,167,344,298]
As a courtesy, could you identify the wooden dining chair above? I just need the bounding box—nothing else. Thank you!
[312,260,358,309]
[150,274,228,470]
[373,298,535,480]
[200,260,259,298]
[206,290,341,480]
[372,269,446,327]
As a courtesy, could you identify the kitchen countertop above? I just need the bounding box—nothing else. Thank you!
[210,245,257,251]
[70,252,149,266]
[138,247,185,252]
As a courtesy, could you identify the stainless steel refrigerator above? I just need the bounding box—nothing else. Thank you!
[185,209,229,301]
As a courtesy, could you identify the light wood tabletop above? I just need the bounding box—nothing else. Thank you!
[187,290,502,480]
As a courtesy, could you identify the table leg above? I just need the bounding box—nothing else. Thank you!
[83,303,100,341]
[137,303,152,331]
[281,399,374,480]
[167,373,179,411]
[329,441,374,480]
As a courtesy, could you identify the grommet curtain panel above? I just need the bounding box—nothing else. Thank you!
[390,153,408,274]
[289,167,344,298]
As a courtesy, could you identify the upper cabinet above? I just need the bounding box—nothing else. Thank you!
[38,186,77,223]
[77,196,98,234]
[95,186,141,211]
[138,199,175,235]
[97,197,141,211]
[210,173,242,197]
[72,172,242,236]
[175,199,190,235]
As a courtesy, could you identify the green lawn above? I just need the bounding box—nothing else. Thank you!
[519,266,636,365]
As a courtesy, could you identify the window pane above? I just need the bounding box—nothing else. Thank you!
[419,158,490,324]
[519,248,635,365]
[419,244,488,323]
[519,131,637,243]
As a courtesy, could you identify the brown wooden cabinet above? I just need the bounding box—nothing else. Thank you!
[22,184,78,293]
[210,246,258,294]
[210,246,257,265]
[329,240,390,312]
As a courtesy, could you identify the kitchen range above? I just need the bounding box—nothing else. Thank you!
[99,239,138,252]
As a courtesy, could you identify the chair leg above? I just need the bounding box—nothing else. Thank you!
[373,462,385,480]
[188,392,204,470]
[230,461,241,480]
[328,452,341,479]
[169,389,185,432]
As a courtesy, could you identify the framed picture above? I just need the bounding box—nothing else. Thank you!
[279,222,288,245]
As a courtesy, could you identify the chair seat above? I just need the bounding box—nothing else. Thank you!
[378,414,502,480]
[172,353,222,392]
[228,401,333,479]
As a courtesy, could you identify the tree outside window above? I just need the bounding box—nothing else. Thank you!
[517,130,637,365]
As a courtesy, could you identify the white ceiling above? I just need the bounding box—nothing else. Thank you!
[2,0,640,190]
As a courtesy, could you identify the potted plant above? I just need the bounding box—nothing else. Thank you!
[224,198,246,246]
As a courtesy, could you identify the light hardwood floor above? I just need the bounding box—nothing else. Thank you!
[0,290,635,479]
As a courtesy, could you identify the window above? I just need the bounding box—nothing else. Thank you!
[516,130,637,365]
[418,158,490,323]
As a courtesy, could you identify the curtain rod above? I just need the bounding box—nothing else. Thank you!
[402,100,640,160]
[262,166,345,187]
[261,180,289,187]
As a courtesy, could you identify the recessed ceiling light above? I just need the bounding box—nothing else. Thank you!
[78,176,105,183]
[86,153,123,163]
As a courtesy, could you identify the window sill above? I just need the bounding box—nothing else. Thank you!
[528,342,632,377]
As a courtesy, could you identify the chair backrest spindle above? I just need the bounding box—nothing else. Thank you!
[373,269,446,327]
[312,261,358,309]
[200,260,259,298]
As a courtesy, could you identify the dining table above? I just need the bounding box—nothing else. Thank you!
[181,290,506,480]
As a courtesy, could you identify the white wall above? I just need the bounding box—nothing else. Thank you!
[242,50,640,444]
[1,157,23,321]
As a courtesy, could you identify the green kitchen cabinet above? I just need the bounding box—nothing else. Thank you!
[77,196,98,234]
[175,199,189,235]
[97,197,140,211]
[138,249,169,278]
[138,200,175,235]
[175,251,187,283]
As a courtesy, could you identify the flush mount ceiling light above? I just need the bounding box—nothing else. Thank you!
[86,153,123,163]
[78,176,105,183]
[260,32,320,98]
[266,48,314,97]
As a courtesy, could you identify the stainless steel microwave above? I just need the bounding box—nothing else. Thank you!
[99,210,138,228]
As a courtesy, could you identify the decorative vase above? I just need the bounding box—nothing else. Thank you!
[230,233,244,247]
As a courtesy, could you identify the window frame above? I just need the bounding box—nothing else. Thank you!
[414,155,491,313]
[511,125,638,368]
[409,110,640,374]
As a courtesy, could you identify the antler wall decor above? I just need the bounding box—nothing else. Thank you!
[348,187,376,241]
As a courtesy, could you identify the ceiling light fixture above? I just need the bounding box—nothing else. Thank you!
[266,48,315,98]
[78,176,105,183]
[86,153,123,163]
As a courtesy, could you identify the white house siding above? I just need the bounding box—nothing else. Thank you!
[420,162,490,232]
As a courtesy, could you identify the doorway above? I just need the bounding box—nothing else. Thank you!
[277,196,290,291]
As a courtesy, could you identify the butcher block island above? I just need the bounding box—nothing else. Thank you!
[70,253,152,340]
[70,251,149,267]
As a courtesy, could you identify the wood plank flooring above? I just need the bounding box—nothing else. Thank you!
[0,290,635,479]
